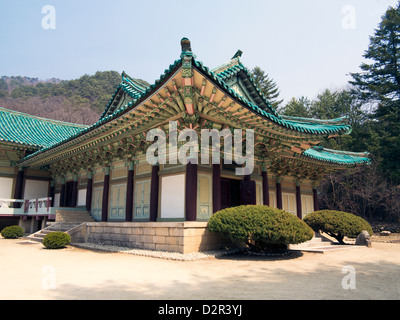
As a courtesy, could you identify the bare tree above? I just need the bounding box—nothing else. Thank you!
[318,159,400,222]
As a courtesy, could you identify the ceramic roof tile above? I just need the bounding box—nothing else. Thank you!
[0,107,87,148]
[303,146,370,165]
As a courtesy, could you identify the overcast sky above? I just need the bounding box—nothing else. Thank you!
[0,0,398,104]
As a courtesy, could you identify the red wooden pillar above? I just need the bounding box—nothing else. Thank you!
[125,163,134,222]
[49,180,55,208]
[313,187,319,212]
[71,176,78,207]
[149,165,159,222]
[262,168,270,206]
[85,171,93,212]
[60,179,66,207]
[276,178,283,210]
[13,167,24,208]
[185,162,198,221]
[101,167,110,222]
[212,164,221,213]
[296,183,302,219]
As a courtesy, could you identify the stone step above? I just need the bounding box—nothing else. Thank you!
[55,209,95,223]
[25,222,83,243]
[25,236,43,243]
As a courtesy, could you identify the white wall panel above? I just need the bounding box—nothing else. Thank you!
[77,189,87,206]
[0,177,13,199]
[24,180,49,199]
[160,174,185,219]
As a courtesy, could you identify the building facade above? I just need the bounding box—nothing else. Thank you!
[0,39,370,249]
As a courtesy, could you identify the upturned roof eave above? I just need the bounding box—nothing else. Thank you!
[301,146,371,166]
[192,59,352,137]
[18,59,183,166]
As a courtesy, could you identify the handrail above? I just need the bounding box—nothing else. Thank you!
[23,197,52,213]
[0,197,52,214]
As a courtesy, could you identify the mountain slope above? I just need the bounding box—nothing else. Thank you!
[0,71,148,125]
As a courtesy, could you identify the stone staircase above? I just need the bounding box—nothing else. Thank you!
[55,208,95,223]
[25,208,95,243]
[289,232,357,253]
[25,222,82,243]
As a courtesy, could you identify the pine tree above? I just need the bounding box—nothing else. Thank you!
[350,2,400,183]
[251,66,283,109]
[279,96,311,118]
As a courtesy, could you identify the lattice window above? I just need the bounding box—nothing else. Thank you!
[91,187,103,221]
[109,184,126,221]
[134,180,150,219]
[282,193,296,215]
[197,174,212,220]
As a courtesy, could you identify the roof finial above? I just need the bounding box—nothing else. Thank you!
[232,50,243,59]
[181,37,196,58]
[181,37,192,53]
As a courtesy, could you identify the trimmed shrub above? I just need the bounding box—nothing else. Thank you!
[304,210,373,244]
[42,231,71,249]
[208,205,314,252]
[1,225,24,239]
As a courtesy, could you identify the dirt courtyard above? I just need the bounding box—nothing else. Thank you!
[0,238,399,300]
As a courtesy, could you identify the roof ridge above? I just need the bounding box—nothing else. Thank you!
[0,107,87,128]
[210,56,281,118]
[122,72,148,91]
[211,57,241,75]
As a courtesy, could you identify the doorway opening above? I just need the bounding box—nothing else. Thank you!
[220,178,241,210]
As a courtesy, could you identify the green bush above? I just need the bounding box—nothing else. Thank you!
[1,225,24,239]
[42,232,71,249]
[208,205,314,252]
[304,210,373,244]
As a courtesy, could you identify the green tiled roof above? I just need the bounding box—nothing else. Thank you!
[212,57,279,117]
[0,107,87,149]
[99,72,148,120]
[193,59,352,135]
[303,146,370,166]
[18,39,369,167]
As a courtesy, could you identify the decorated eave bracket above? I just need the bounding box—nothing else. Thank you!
[18,37,361,179]
[180,38,196,116]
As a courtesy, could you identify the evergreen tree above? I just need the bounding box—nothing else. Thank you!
[251,66,283,108]
[350,2,400,183]
[279,96,311,118]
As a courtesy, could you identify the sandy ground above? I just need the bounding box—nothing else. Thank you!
[0,238,399,300]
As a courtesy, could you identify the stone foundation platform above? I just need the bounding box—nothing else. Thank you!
[68,222,236,254]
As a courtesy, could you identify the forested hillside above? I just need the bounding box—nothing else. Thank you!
[0,71,148,125]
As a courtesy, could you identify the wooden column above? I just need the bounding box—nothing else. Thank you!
[185,162,198,221]
[85,171,93,212]
[149,165,159,222]
[101,167,110,222]
[71,176,78,207]
[313,187,319,212]
[49,180,55,207]
[262,169,270,206]
[13,167,24,208]
[296,183,302,219]
[60,178,66,207]
[125,163,134,222]
[276,178,283,209]
[212,164,221,213]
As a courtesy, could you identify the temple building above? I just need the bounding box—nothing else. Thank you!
[0,39,370,252]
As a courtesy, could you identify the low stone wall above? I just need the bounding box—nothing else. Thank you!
[68,222,237,254]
